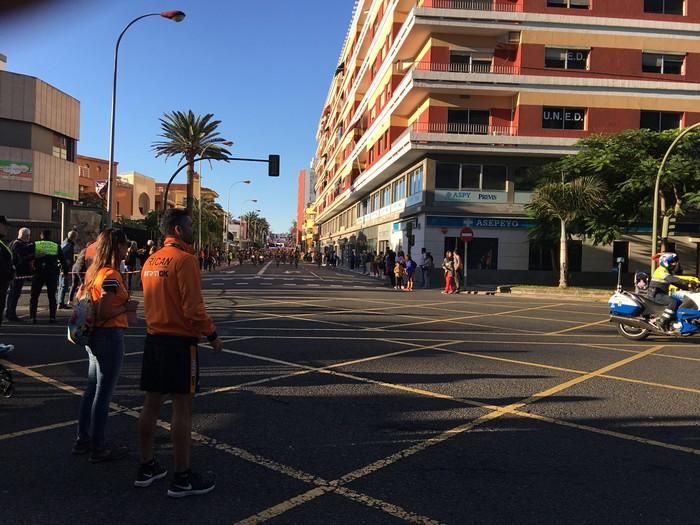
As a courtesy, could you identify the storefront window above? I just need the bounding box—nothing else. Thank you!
[408,167,423,195]
[435,163,460,189]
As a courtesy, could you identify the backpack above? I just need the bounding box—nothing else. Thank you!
[67,286,96,345]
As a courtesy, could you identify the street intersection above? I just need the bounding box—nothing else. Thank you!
[2,262,700,524]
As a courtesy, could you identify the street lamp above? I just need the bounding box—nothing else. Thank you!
[105,10,185,228]
[650,122,700,273]
[224,180,252,244]
[197,140,234,249]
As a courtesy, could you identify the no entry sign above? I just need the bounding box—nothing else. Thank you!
[460,227,474,242]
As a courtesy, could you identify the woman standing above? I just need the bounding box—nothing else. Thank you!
[442,250,456,294]
[72,229,138,462]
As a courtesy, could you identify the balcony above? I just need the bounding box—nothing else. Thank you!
[412,121,517,136]
[418,0,523,12]
[414,62,519,76]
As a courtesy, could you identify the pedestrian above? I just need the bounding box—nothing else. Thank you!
[393,259,404,290]
[442,250,456,294]
[419,248,427,288]
[405,254,416,291]
[124,241,139,291]
[137,209,223,498]
[423,252,434,289]
[453,250,463,293]
[58,230,78,309]
[6,227,33,322]
[30,230,68,323]
[69,243,91,303]
[0,216,14,325]
[72,228,137,462]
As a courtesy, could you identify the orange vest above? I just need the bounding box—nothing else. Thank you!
[89,267,129,328]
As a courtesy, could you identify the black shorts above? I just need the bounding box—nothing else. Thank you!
[140,334,200,394]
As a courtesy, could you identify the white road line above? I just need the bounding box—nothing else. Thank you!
[257,260,272,276]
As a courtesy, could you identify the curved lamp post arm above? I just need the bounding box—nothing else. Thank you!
[106,11,185,227]
[650,122,700,274]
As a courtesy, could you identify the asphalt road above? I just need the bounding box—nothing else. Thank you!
[2,261,700,524]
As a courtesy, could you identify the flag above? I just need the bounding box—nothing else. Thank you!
[95,180,108,200]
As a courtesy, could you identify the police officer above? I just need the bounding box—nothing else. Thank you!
[647,252,691,331]
[30,230,68,323]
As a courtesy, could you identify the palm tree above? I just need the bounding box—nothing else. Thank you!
[152,110,231,216]
[526,175,606,288]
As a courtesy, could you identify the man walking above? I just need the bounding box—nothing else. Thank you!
[30,230,67,323]
[6,227,32,322]
[453,250,463,293]
[136,209,223,498]
[0,216,14,326]
[57,230,78,309]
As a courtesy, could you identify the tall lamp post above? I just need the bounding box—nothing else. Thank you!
[650,122,700,273]
[197,140,234,249]
[224,180,252,244]
[105,10,185,228]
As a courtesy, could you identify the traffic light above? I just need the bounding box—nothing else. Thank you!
[268,154,280,177]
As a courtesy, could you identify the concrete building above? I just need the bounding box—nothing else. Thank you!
[118,171,156,220]
[0,54,80,231]
[296,167,317,248]
[312,0,700,284]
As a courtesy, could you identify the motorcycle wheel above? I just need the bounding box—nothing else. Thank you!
[616,322,649,341]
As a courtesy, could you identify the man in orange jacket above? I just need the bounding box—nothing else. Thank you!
[136,209,223,498]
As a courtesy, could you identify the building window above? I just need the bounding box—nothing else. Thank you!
[381,186,391,207]
[547,0,590,7]
[545,48,589,70]
[435,163,507,191]
[512,166,538,191]
[436,163,460,189]
[408,167,423,196]
[52,134,68,160]
[642,52,684,74]
[447,109,490,134]
[644,0,684,14]
[371,192,380,212]
[542,107,586,130]
[449,51,492,73]
[362,198,369,216]
[393,177,405,201]
[640,111,682,131]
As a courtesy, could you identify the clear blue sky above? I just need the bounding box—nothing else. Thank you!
[0,0,355,232]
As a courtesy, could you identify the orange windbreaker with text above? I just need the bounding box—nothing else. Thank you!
[141,237,216,338]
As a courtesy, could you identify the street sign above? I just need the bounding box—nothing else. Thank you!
[460,227,474,243]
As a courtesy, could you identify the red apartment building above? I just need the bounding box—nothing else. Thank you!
[312,0,700,283]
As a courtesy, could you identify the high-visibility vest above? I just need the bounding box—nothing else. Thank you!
[34,240,59,257]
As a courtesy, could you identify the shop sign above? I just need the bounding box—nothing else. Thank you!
[426,216,534,229]
[435,190,507,203]
[379,205,391,217]
[390,200,405,213]
[543,108,585,124]
[0,160,32,179]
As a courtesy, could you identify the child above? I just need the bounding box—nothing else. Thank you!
[393,261,404,290]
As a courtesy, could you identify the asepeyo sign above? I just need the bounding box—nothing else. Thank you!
[435,190,507,203]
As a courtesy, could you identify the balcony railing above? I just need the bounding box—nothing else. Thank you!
[418,0,523,12]
[412,122,518,136]
[414,62,520,75]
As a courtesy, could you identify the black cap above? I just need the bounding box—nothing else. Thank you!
[0,215,8,225]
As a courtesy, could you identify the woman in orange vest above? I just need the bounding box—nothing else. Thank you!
[72,229,138,462]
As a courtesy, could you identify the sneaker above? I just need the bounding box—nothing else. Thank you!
[167,470,215,498]
[58,304,72,310]
[89,444,128,463]
[134,459,168,487]
[71,440,90,455]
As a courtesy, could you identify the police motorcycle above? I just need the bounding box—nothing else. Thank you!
[608,256,700,340]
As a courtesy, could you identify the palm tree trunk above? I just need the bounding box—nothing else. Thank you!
[186,155,195,216]
[559,219,568,288]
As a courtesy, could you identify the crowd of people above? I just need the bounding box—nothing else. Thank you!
[0,211,222,497]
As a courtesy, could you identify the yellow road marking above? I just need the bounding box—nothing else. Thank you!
[546,318,610,335]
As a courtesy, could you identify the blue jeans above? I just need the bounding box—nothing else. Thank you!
[57,273,72,305]
[77,328,125,450]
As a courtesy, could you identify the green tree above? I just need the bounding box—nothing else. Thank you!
[540,129,700,249]
[152,110,231,216]
[526,175,606,288]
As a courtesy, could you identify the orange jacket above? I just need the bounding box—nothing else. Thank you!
[141,237,216,338]
[89,267,129,328]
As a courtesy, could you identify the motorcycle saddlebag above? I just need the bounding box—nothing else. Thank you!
[608,291,644,316]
